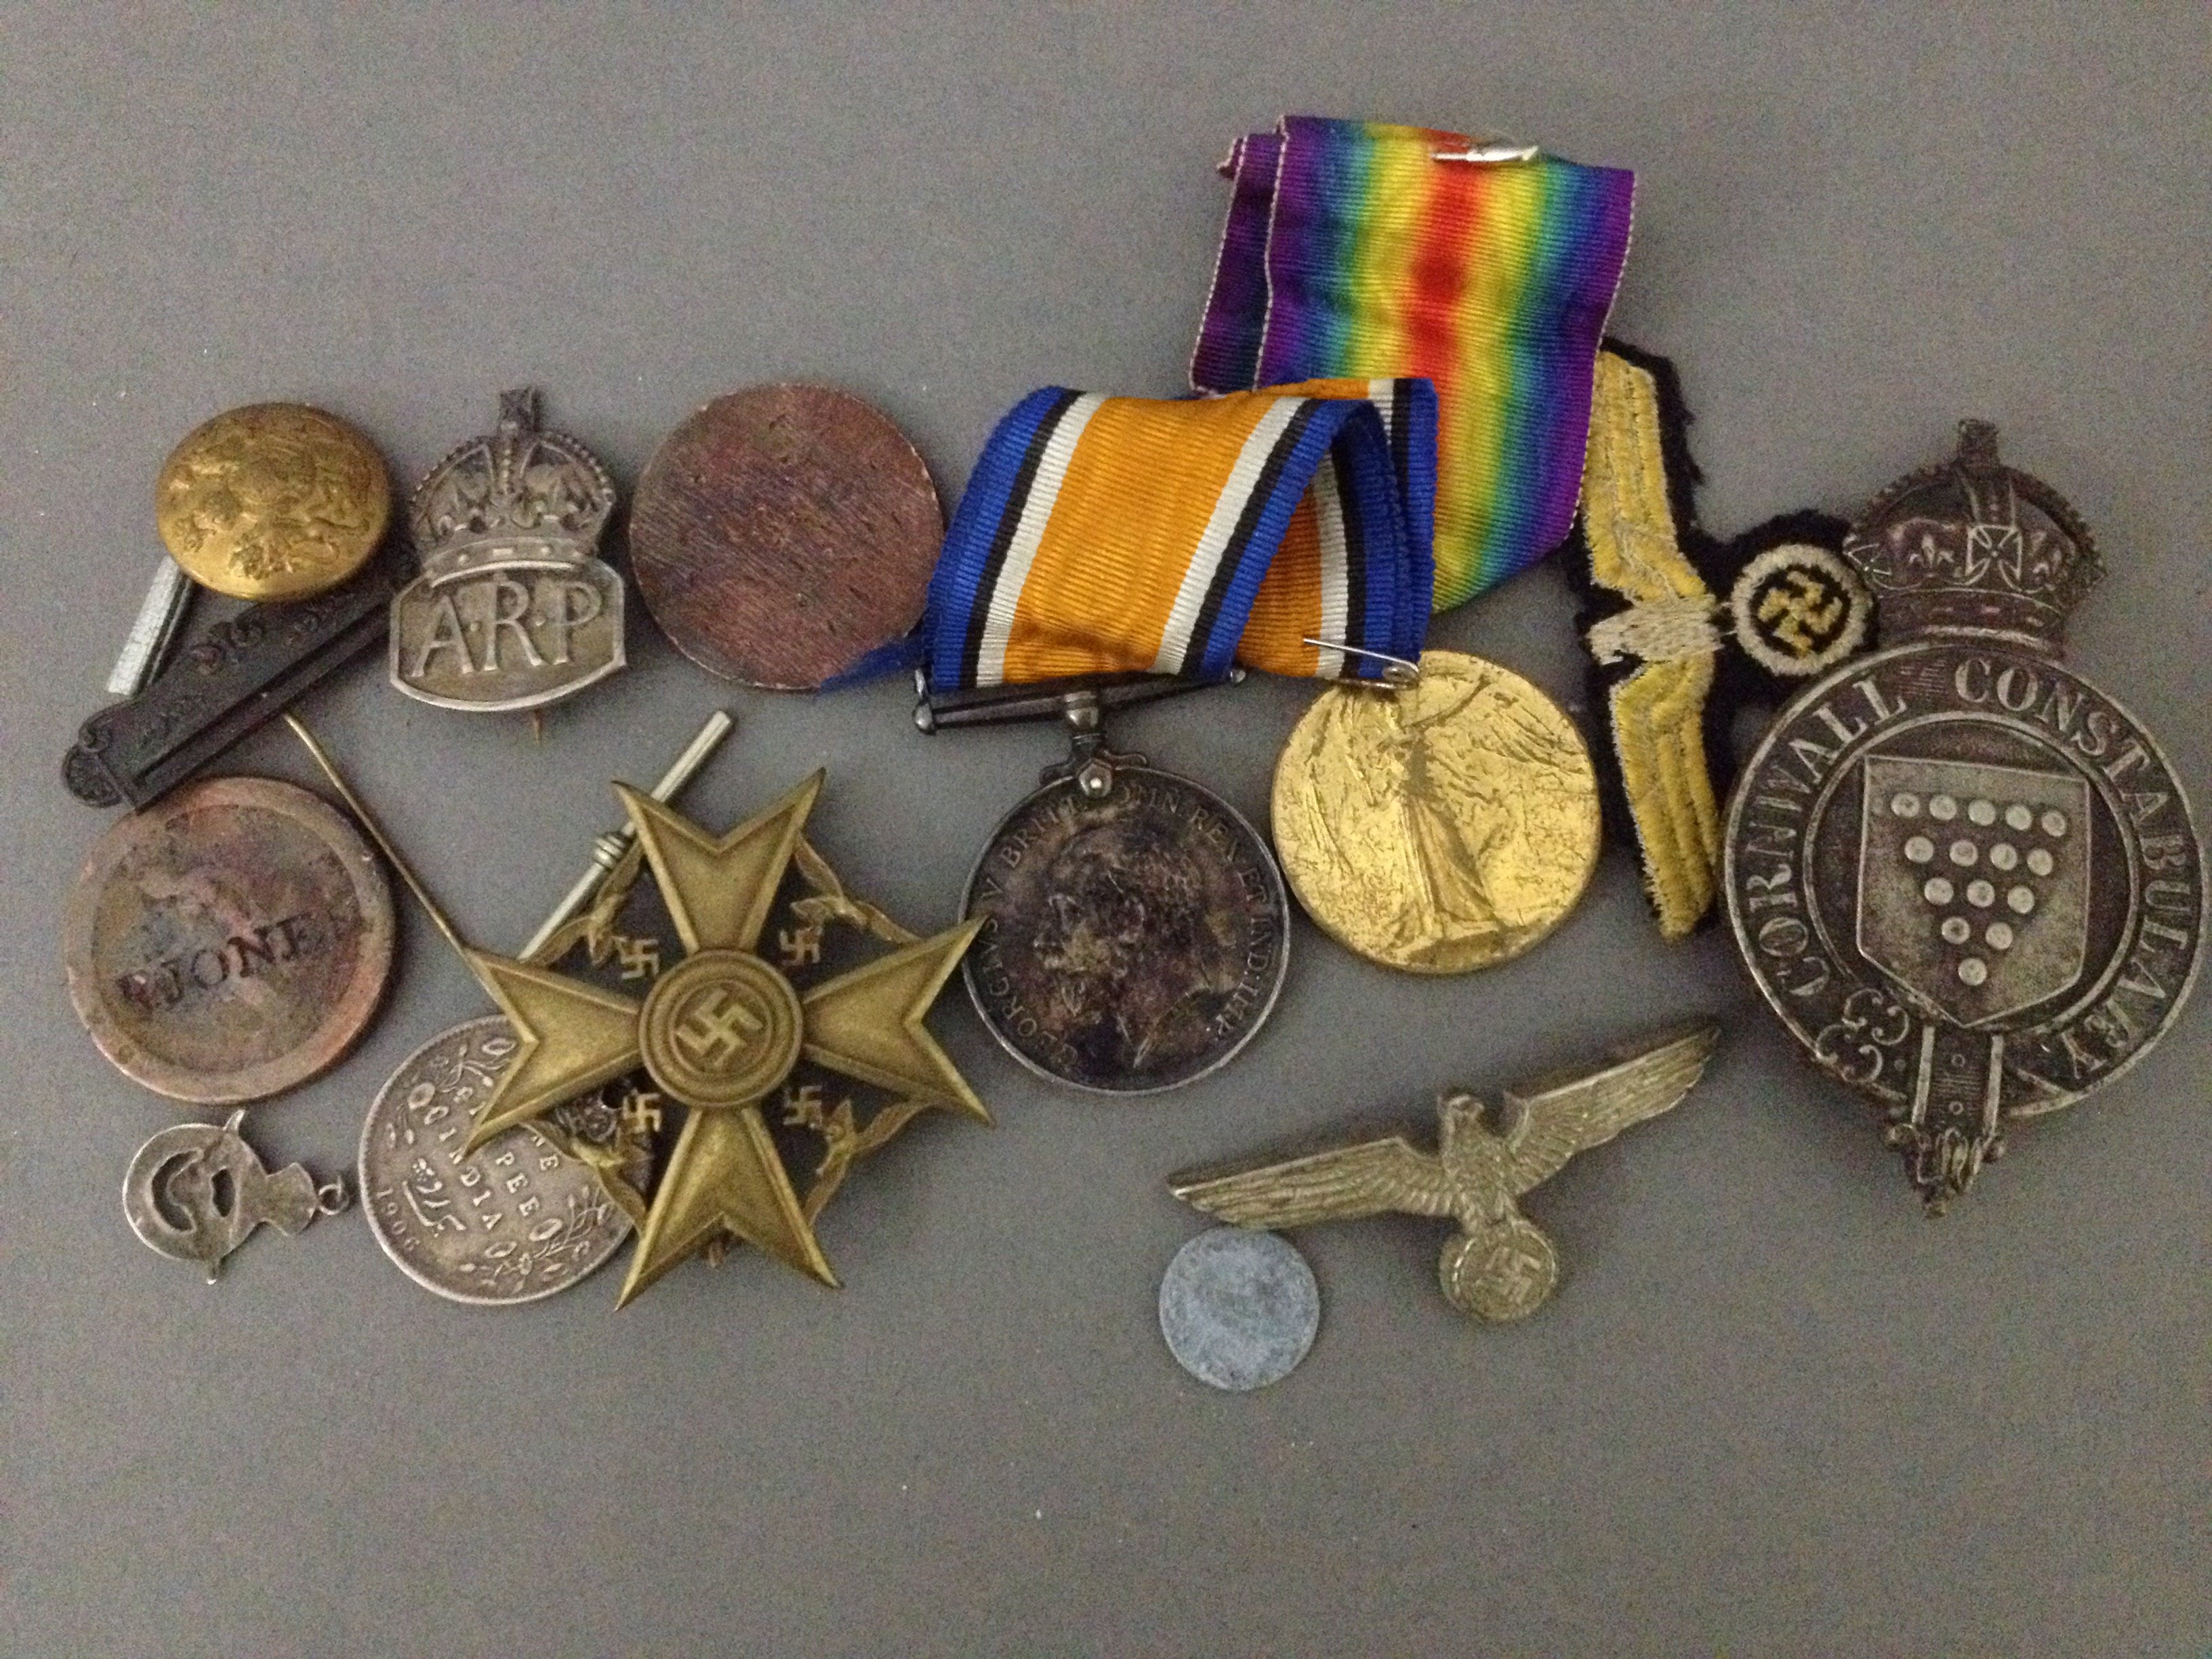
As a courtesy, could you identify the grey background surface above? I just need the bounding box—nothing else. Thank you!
[4,5,2206,1655]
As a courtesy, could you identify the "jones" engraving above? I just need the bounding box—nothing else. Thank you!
[114,913,321,1010]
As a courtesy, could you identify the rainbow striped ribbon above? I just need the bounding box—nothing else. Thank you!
[1192,116,1635,609]
[926,377,1435,691]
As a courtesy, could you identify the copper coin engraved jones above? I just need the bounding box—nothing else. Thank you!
[629,385,942,689]
[964,769,1289,1094]
[63,776,394,1105]
[1724,424,2204,1204]
[361,1018,630,1305]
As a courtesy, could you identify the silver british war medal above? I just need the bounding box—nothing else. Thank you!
[926,677,1290,1097]
[1725,423,2204,1206]
[390,389,623,712]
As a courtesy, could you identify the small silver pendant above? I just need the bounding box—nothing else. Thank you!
[123,1110,350,1281]
[390,389,624,713]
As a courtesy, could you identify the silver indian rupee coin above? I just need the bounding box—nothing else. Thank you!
[360,1017,630,1304]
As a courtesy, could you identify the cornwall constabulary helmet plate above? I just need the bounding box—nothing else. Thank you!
[1723,422,2203,1206]
[390,389,623,712]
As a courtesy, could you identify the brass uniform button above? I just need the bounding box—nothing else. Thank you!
[155,403,391,601]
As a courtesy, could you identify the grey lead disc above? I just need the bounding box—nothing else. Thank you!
[1158,1227,1319,1391]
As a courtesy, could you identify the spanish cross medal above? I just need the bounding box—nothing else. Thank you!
[459,771,988,1306]
[390,389,624,712]
[1725,423,2204,1206]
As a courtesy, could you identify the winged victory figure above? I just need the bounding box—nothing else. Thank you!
[1170,1024,1718,1322]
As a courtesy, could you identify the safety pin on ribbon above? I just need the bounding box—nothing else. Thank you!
[1430,138,1541,165]
[1304,637,1422,687]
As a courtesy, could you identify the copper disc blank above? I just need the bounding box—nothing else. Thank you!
[629,385,941,689]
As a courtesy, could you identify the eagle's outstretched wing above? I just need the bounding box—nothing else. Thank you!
[1608,656,1722,938]
[1582,350,1709,609]
[1501,1024,1719,1195]
[1171,1134,1456,1229]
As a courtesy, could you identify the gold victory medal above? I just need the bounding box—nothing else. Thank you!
[157,403,391,600]
[459,773,985,1306]
[1272,651,1600,973]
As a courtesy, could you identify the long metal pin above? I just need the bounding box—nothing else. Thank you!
[283,713,474,966]
[106,558,197,696]
[518,709,736,961]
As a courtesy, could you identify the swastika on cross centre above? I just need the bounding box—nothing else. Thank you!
[673,987,765,1067]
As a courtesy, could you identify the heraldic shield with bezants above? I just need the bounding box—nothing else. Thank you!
[1725,423,2204,1206]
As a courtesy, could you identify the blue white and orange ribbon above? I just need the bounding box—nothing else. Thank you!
[926,377,1435,692]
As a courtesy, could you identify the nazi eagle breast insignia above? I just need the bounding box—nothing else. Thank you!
[1724,422,2205,1206]
[390,388,625,712]
[1170,1025,1718,1325]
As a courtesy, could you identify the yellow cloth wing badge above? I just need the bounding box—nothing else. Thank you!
[1570,343,1872,939]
